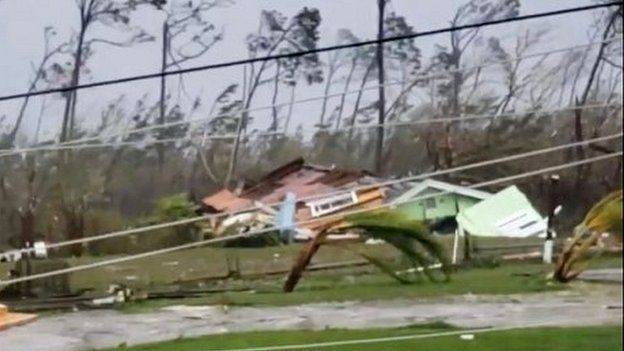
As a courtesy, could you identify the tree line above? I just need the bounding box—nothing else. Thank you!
[0,0,621,254]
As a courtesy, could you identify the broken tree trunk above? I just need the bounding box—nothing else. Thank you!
[282,230,328,293]
[283,221,341,293]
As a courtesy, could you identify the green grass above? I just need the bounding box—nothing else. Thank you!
[99,325,623,351]
[2,236,618,295]
[119,254,622,313]
[2,239,620,313]
[1,243,399,292]
[120,259,568,312]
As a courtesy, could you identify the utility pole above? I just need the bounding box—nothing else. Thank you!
[374,0,386,174]
[157,21,169,171]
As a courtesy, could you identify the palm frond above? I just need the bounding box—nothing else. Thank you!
[554,190,623,282]
[583,190,622,234]
[344,210,451,281]
[356,252,413,284]
[283,210,451,292]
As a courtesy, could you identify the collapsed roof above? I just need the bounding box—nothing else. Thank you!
[456,185,547,238]
[201,157,376,213]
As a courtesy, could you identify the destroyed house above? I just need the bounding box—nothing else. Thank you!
[390,179,492,222]
[200,158,385,232]
[456,185,548,238]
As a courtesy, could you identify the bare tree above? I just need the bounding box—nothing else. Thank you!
[154,0,225,169]
[333,29,362,130]
[381,12,422,121]
[343,11,421,157]
[376,10,423,172]
[485,28,549,115]
[224,7,323,187]
[317,51,344,129]
[48,0,162,256]
[188,84,242,192]
[58,0,161,145]
[346,49,376,140]
[428,0,520,168]
[0,28,67,250]
[574,5,622,188]
[5,28,68,148]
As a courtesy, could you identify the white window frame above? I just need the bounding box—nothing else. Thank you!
[307,191,359,217]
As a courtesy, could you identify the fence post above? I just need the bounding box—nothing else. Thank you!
[458,221,471,262]
[543,174,560,263]
[452,228,460,265]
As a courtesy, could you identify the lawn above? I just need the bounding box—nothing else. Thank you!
[0,235,554,292]
[117,252,621,312]
[2,239,620,313]
[99,325,623,351]
[1,242,400,292]
[121,259,566,312]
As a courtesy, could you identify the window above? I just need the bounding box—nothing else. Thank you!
[424,198,437,209]
[307,191,358,217]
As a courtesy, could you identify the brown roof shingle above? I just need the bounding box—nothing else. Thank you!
[201,158,374,213]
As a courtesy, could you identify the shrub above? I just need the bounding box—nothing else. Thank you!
[134,194,201,251]
[83,209,134,255]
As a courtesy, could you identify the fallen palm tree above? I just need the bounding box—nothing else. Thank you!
[283,210,451,292]
[554,190,622,282]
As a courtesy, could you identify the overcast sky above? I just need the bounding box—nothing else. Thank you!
[0,0,605,143]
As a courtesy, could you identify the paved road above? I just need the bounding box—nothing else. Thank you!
[578,268,623,283]
[0,281,621,351]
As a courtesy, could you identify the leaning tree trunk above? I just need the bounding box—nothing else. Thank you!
[224,26,294,188]
[270,61,281,131]
[335,57,357,130]
[283,84,297,133]
[225,59,272,188]
[8,92,33,147]
[318,60,336,128]
[283,227,330,292]
[347,60,375,144]
[60,28,87,144]
[57,23,87,254]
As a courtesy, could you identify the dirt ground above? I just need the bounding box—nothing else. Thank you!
[0,269,621,351]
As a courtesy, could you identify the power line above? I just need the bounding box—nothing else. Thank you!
[1,36,619,156]
[5,133,621,256]
[1,151,620,286]
[297,132,623,202]
[0,102,620,158]
[0,1,619,103]
[0,132,284,158]
[302,102,623,136]
[207,324,560,351]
